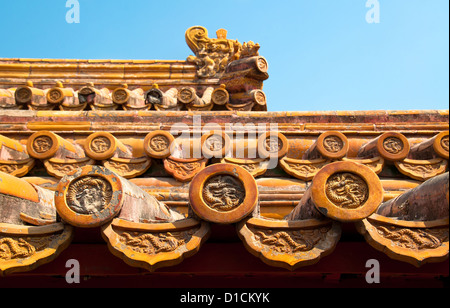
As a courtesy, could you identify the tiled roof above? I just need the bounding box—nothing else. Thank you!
[0,26,448,286]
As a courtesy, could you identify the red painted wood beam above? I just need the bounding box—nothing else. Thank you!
[3,242,447,277]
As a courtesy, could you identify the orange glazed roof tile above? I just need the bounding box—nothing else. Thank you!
[0,25,448,288]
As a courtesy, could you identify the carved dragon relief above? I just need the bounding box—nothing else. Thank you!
[325,172,369,209]
[221,157,269,177]
[103,219,210,272]
[358,216,449,267]
[342,156,385,175]
[0,171,73,276]
[189,163,259,224]
[281,132,382,181]
[8,131,447,182]
[280,157,330,181]
[95,177,200,272]
[323,135,344,153]
[280,156,384,182]
[163,156,208,182]
[250,225,332,254]
[150,135,170,153]
[441,135,449,152]
[0,158,35,177]
[238,216,341,270]
[66,176,113,216]
[0,134,36,177]
[0,237,37,260]
[0,225,73,276]
[185,26,260,78]
[203,134,225,153]
[43,157,94,179]
[103,157,152,179]
[373,223,448,250]
[395,158,448,181]
[236,163,378,270]
[118,228,199,255]
[50,165,210,272]
[356,172,449,266]
[383,137,404,155]
[202,175,246,212]
[32,136,53,153]
[0,233,65,261]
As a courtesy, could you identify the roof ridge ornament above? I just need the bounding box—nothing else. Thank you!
[185,26,260,78]
[216,28,227,39]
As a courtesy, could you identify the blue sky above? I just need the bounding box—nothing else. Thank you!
[0,0,448,112]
